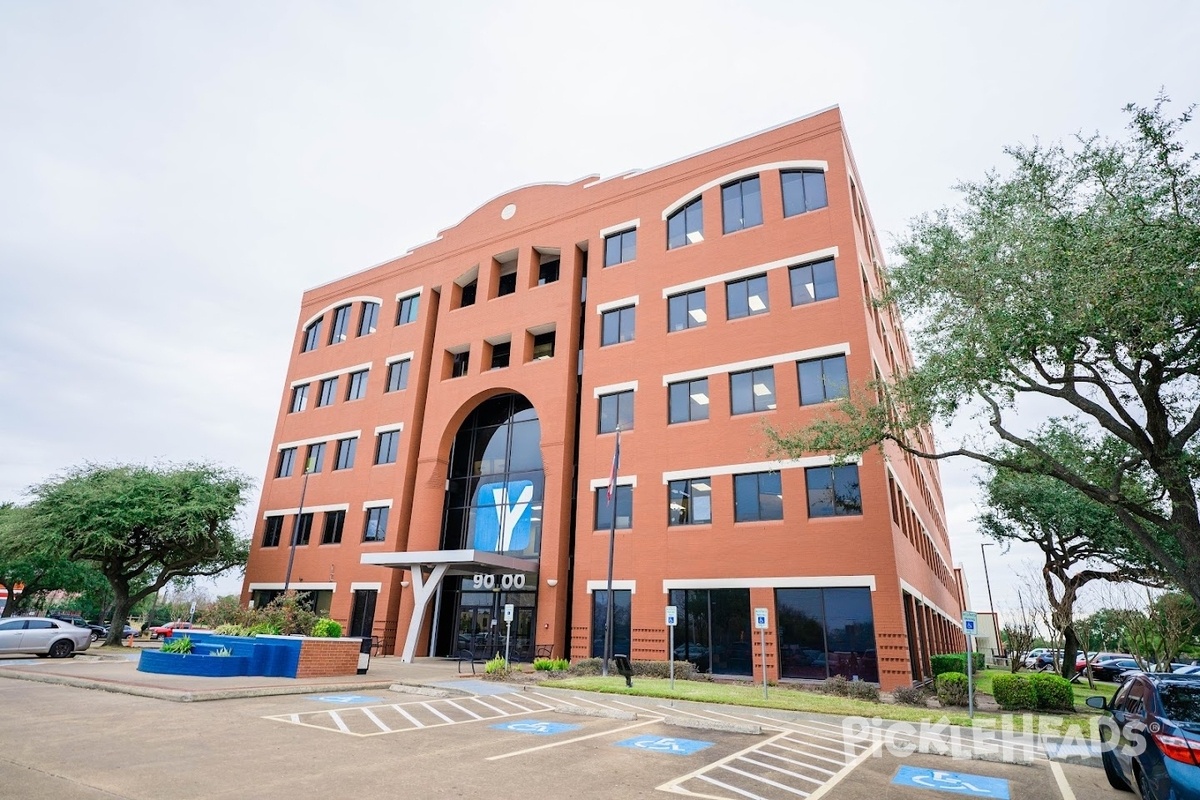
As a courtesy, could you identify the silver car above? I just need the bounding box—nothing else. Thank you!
[0,616,92,658]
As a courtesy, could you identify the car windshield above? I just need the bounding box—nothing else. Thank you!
[1159,684,1200,723]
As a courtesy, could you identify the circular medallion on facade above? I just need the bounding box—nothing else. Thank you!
[501,203,517,220]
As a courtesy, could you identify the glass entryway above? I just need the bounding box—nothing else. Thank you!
[452,584,537,661]
[667,588,753,676]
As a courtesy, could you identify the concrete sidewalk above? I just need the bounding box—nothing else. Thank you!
[0,647,475,701]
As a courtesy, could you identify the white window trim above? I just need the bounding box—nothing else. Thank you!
[662,575,875,592]
[662,343,850,386]
[593,380,638,399]
[350,582,383,591]
[385,352,415,365]
[277,431,361,451]
[661,160,829,220]
[374,422,405,435]
[263,503,349,519]
[395,286,423,302]
[249,582,337,592]
[363,499,393,510]
[663,456,861,484]
[291,363,373,389]
[661,246,839,299]
[596,295,639,315]
[301,297,384,332]
[886,463,953,575]
[599,219,640,238]
[586,580,636,594]
[589,475,637,490]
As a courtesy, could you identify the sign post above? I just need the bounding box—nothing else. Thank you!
[962,611,978,720]
[665,605,678,690]
[504,603,514,666]
[754,608,769,699]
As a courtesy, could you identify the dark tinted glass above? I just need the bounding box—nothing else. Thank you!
[307,443,325,472]
[807,465,862,517]
[599,391,633,433]
[329,305,350,344]
[708,589,752,676]
[498,271,517,296]
[595,486,632,530]
[668,198,702,249]
[397,295,420,324]
[777,588,827,679]
[722,177,762,233]
[601,307,635,346]
[790,258,839,305]
[591,589,631,658]
[294,513,313,545]
[387,360,409,391]
[782,170,828,217]
[322,511,345,544]
[804,171,828,210]
[358,302,379,336]
[302,321,321,352]
[538,259,560,285]
[1159,684,1200,722]
[363,507,388,541]
[799,356,849,405]
[822,587,877,681]
[376,431,399,464]
[490,342,511,369]
[460,282,477,307]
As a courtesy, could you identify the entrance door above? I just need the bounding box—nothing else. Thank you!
[349,590,377,638]
[448,584,537,660]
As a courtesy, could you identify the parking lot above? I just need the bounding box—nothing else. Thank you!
[0,662,1130,800]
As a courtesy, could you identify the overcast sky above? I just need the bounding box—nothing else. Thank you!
[2,1,1196,612]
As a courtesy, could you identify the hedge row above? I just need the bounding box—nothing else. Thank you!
[930,652,985,676]
[569,658,697,680]
[992,673,1073,711]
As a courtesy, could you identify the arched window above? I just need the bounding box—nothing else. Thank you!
[667,197,704,249]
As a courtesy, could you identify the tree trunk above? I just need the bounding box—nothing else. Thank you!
[103,584,133,647]
[1060,625,1080,681]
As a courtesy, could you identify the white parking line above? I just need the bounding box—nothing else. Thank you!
[421,701,455,723]
[264,692,541,737]
[445,699,483,720]
[328,711,351,733]
[715,763,811,796]
[361,707,392,733]
[486,719,660,761]
[753,750,836,776]
[735,757,824,786]
[391,704,425,728]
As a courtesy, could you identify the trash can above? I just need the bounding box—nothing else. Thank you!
[358,636,372,675]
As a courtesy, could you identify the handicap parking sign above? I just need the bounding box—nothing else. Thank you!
[310,695,382,704]
[892,766,1010,799]
[490,720,581,736]
[615,735,714,756]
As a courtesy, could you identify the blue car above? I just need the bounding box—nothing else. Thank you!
[1089,673,1200,799]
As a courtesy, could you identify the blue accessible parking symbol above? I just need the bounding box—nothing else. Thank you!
[892,766,1010,799]
[491,720,581,736]
[615,736,714,756]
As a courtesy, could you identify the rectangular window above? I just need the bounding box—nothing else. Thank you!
[776,587,878,681]
[289,384,309,413]
[594,485,633,530]
[668,289,707,331]
[329,304,351,344]
[317,377,338,407]
[668,378,709,423]
[334,437,357,470]
[532,331,555,360]
[667,198,703,249]
[459,280,477,308]
[321,510,345,545]
[451,351,470,377]
[490,341,511,369]
[734,471,783,522]
[781,170,829,217]
[301,320,321,352]
[358,301,380,337]
[386,360,410,392]
[590,589,631,659]
[262,516,283,547]
[604,229,637,266]
[396,294,420,325]
[722,176,763,234]
[346,370,369,401]
[806,465,862,517]
[375,430,400,465]
[538,257,560,285]
[276,447,297,478]
[363,506,389,542]
[497,269,517,297]
[730,367,776,414]
[798,355,849,405]
[293,512,314,546]
[306,442,326,473]
[598,390,634,433]
[789,258,839,305]
[668,478,712,525]
[600,306,635,346]
[726,274,769,319]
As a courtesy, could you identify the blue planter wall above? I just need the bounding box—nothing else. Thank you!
[137,634,305,678]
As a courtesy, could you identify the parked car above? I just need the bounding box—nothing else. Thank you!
[1089,673,1200,798]
[1077,652,1135,670]
[1092,658,1145,682]
[0,616,92,658]
[149,621,194,640]
[49,614,107,643]
[1176,666,1200,676]
[1022,647,1055,668]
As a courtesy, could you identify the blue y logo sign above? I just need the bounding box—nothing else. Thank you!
[473,480,534,552]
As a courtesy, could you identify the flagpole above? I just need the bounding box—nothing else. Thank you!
[603,427,620,678]
[283,458,314,593]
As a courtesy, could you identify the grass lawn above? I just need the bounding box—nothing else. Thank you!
[539,675,1101,735]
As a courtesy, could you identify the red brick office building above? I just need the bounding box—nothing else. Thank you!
[241,106,963,689]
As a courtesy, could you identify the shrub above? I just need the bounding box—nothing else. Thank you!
[485,654,508,675]
[992,673,1038,710]
[258,593,319,636]
[567,658,696,680]
[823,675,850,696]
[213,624,249,637]
[936,672,970,706]
[534,658,571,671]
[211,647,233,657]
[311,618,343,638]
[1029,673,1074,711]
[247,622,280,636]
[892,685,928,706]
[161,636,194,654]
[930,653,985,675]
[846,680,881,702]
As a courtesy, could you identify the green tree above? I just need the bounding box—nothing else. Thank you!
[0,503,100,617]
[768,96,1200,604]
[27,463,252,645]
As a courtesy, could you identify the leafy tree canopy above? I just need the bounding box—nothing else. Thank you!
[769,96,1200,603]
[0,503,103,617]
[27,462,252,644]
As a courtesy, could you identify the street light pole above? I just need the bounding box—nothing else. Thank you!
[283,459,314,593]
[602,427,621,678]
[980,542,999,655]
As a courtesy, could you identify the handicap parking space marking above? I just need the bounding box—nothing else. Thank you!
[491,720,582,736]
[308,694,383,704]
[616,735,714,756]
[265,692,547,736]
[892,766,1010,799]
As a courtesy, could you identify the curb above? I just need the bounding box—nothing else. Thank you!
[663,715,761,735]
[552,704,638,721]
[389,683,454,698]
